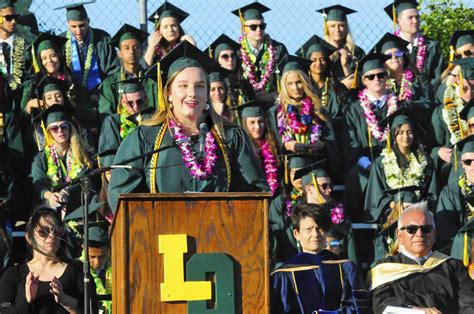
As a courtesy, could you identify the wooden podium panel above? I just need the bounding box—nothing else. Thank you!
[111,192,271,313]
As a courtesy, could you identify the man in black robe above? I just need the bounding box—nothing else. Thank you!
[368,203,474,313]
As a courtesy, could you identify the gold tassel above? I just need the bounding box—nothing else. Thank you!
[392,5,397,33]
[463,232,469,267]
[386,132,392,152]
[449,45,455,61]
[284,155,289,185]
[459,69,465,96]
[41,120,54,147]
[454,146,458,172]
[276,69,281,94]
[351,61,359,89]
[208,46,213,59]
[323,13,329,38]
[31,45,40,73]
[312,173,324,204]
[157,61,165,113]
[239,9,245,34]
[300,47,304,58]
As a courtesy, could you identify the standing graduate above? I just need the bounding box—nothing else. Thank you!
[232,2,288,101]
[98,24,157,116]
[107,41,269,212]
[316,5,365,89]
[342,53,402,221]
[208,71,233,121]
[385,0,444,90]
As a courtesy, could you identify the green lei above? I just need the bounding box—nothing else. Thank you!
[442,84,468,145]
[381,147,427,189]
[80,251,112,313]
[9,36,25,91]
[66,29,95,88]
[458,173,474,220]
[45,145,82,187]
[119,112,136,139]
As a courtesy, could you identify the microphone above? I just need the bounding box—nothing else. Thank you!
[196,111,212,159]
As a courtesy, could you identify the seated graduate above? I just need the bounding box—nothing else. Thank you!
[271,203,370,314]
[208,71,233,121]
[368,203,474,313]
[107,41,269,212]
[436,135,474,263]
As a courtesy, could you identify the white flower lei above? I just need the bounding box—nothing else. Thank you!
[381,147,427,189]
[442,84,468,145]
[9,36,25,91]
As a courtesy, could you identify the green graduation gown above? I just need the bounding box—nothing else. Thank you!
[408,36,444,90]
[107,120,269,212]
[97,69,157,116]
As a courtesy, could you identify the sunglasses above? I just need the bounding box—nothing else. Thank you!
[49,123,70,134]
[318,183,333,190]
[455,50,474,59]
[36,225,65,238]
[328,240,341,248]
[400,224,433,234]
[385,51,404,58]
[125,99,146,107]
[462,159,474,166]
[364,72,387,81]
[245,23,266,31]
[2,14,20,22]
[220,53,236,60]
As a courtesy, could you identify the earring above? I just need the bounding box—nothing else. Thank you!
[296,241,300,248]
[205,103,210,110]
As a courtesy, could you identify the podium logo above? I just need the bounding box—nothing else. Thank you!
[159,234,235,312]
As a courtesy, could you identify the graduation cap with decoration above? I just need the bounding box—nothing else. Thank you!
[54,1,94,21]
[231,2,270,33]
[30,32,68,73]
[148,1,189,29]
[277,153,315,185]
[296,34,338,60]
[146,40,216,113]
[316,5,356,38]
[384,0,419,32]
[449,30,474,61]
[112,77,146,95]
[351,53,391,89]
[207,34,240,61]
[372,32,410,54]
[109,24,148,48]
[230,99,271,119]
[293,159,329,204]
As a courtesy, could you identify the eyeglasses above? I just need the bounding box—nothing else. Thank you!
[328,240,341,248]
[455,50,474,59]
[400,224,433,234]
[220,53,236,60]
[318,183,333,190]
[2,14,20,22]
[364,72,387,81]
[48,123,70,134]
[385,51,404,58]
[462,159,474,166]
[36,225,65,238]
[245,23,266,31]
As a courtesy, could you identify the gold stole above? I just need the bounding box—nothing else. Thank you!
[367,252,451,291]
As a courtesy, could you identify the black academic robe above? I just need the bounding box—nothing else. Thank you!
[330,45,365,82]
[271,251,370,314]
[107,120,269,212]
[370,253,474,313]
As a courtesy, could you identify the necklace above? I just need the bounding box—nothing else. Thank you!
[66,29,95,87]
[442,84,468,145]
[381,147,427,189]
[259,139,278,194]
[285,188,303,217]
[9,35,25,91]
[45,145,82,187]
[387,69,414,102]
[359,89,398,142]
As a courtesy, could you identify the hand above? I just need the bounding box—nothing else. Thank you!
[148,30,162,49]
[26,99,42,114]
[438,147,452,164]
[284,140,298,153]
[340,74,354,89]
[180,34,196,46]
[339,48,352,67]
[25,271,39,303]
[50,276,64,304]
[44,191,64,209]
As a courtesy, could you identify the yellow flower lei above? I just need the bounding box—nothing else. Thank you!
[442,84,468,145]
[66,29,95,88]
[381,147,427,189]
[9,36,25,91]
[458,173,474,220]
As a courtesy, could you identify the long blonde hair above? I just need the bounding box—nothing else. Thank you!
[324,21,357,55]
[278,70,329,122]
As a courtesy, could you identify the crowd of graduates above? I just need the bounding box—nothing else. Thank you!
[0,0,473,312]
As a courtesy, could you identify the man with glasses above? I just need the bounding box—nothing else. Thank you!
[232,2,288,101]
[368,204,474,313]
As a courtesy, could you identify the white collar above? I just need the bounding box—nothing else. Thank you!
[0,34,14,46]
[367,92,388,107]
[249,41,263,55]
[398,32,421,52]
[401,249,433,262]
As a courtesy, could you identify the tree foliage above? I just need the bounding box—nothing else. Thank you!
[420,0,474,59]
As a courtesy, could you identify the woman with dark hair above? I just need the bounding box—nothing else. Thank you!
[208,71,233,121]
[144,2,196,66]
[0,207,97,313]
[271,203,369,313]
[108,41,268,212]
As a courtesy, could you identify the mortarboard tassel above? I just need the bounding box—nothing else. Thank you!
[351,61,359,89]
[312,173,324,204]
[157,61,166,113]
[31,46,40,73]
[459,69,465,96]
[284,155,289,185]
[276,68,281,94]
[454,145,458,172]
[239,9,245,34]
[208,46,213,59]
[392,5,397,33]
[386,132,392,153]
[41,120,54,147]
[463,232,469,267]
[323,12,329,38]
[449,45,455,62]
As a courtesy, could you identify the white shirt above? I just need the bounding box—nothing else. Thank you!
[399,32,421,53]
[0,34,14,47]
[367,92,388,109]
[401,249,433,265]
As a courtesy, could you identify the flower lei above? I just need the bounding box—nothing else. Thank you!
[168,118,218,179]
[442,84,468,145]
[66,29,95,88]
[381,147,427,189]
[394,30,426,72]
[277,97,323,144]
[91,264,112,313]
[45,145,82,187]
[239,35,276,91]
[458,173,474,220]
[118,113,136,139]
[259,139,278,194]
[9,36,25,91]
[386,69,414,102]
[330,203,345,224]
[358,88,398,142]
[155,42,178,60]
[285,188,303,217]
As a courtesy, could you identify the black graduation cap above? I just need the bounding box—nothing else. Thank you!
[31,32,67,55]
[450,57,474,81]
[384,185,421,204]
[316,5,356,22]
[373,32,410,54]
[112,77,146,94]
[459,99,474,121]
[455,134,474,155]
[282,55,312,74]
[0,0,15,9]
[209,71,226,83]
[230,99,271,118]
[293,159,328,182]
[296,34,338,59]
[33,104,71,126]
[147,1,189,25]
[358,53,391,76]
[450,30,474,51]
[384,0,419,21]
[64,195,105,222]
[377,107,412,130]
[126,106,155,125]
[17,13,39,35]
[231,2,270,21]
[207,34,240,61]
[109,24,148,48]
[54,1,94,21]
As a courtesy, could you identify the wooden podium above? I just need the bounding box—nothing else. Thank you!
[111,192,271,313]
